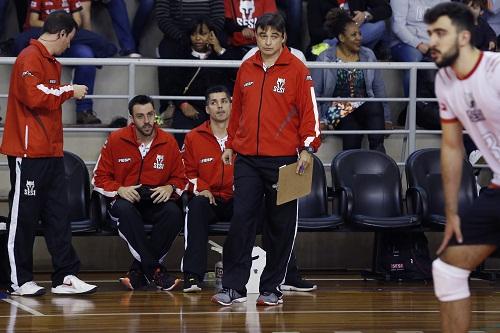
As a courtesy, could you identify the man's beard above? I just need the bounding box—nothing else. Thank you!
[137,125,153,137]
[433,43,460,69]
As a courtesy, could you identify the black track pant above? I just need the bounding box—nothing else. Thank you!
[7,156,80,289]
[182,196,233,280]
[109,198,183,279]
[222,155,298,295]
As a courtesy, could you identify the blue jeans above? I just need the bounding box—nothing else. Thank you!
[360,20,386,49]
[105,0,137,54]
[391,42,425,97]
[132,0,154,48]
[14,28,117,112]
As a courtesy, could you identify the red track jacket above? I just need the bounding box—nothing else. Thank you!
[92,124,186,198]
[183,121,233,201]
[0,40,74,158]
[227,46,321,157]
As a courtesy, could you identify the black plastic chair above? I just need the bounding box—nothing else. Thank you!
[298,154,343,230]
[63,151,97,233]
[331,149,421,278]
[405,148,477,228]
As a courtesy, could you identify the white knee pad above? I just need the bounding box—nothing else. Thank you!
[432,258,471,302]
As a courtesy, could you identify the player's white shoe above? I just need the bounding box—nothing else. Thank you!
[51,275,97,295]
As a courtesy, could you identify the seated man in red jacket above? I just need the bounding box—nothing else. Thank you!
[182,85,317,293]
[93,95,186,291]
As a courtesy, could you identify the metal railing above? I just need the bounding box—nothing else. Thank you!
[0,57,442,167]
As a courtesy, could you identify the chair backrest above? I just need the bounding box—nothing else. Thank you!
[405,148,477,216]
[298,154,329,218]
[64,151,91,224]
[331,149,404,217]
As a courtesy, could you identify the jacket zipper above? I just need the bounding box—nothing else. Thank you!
[136,157,145,184]
[256,69,267,155]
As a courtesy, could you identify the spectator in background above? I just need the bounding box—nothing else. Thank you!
[159,17,239,147]
[462,0,496,51]
[224,0,277,57]
[156,0,224,59]
[156,0,225,118]
[92,95,186,291]
[14,0,118,124]
[312,8,387,153]
[307,0,392,59]
[390,0,447,97]
[79,0,141,57]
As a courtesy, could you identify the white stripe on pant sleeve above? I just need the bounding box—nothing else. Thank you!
[8,158,23,290]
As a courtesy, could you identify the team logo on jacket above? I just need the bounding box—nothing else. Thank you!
[200,157,214,164]
[243,81,254,87]
[24,180,36,196]
[154,154,164,170]
[118,158,131,163]
[237,0,256,28]
[273,78,286,94]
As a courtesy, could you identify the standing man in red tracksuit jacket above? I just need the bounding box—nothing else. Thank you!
[92,95,187,291]
[0,11,97,297]
[183,85,318,294]
[212,13,321,306]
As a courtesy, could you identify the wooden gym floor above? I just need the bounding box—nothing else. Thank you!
[1,273,499,332]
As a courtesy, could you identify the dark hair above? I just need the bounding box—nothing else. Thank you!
[42,10,78,35]
[255,13,286,35]
[189,16,215,36]
[462,0,488,10]
[424,2,475,35]
[205,85,231,105]
[128,95,154,115]
[323,8,355,40]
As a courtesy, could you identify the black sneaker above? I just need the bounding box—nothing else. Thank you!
[76,110,102,125]
[211,288,247,306]
[183,274,202,293]
[152,267,181,291]
[281,275,317,292]
[119,270,148,291]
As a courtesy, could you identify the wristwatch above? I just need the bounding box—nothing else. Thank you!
[169,184,177,192]
[300,146,315,154]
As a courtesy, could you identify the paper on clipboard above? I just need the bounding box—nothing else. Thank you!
[276,162,313,205]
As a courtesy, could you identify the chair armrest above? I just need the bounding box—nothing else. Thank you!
[337,186,353,220]
[90,191,109,230]
[406,186,428,217]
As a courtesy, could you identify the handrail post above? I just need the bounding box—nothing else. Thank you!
[407,66,418,156]
[128,63,135,102]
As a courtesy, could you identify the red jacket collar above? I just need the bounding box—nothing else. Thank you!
[30,39,56,61]
[250,46,293,67]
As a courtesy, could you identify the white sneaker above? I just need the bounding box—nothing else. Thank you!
[51,275,97,295]
[10,281,46,296]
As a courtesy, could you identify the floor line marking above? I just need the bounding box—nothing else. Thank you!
[2,309,500,318]
[1,299,45,316]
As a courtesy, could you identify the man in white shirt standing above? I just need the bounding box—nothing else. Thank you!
[425,2,500,332]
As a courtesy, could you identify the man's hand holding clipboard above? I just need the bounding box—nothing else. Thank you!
[276,149,314,205]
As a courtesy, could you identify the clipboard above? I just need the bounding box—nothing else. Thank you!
[276,162,313,205]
